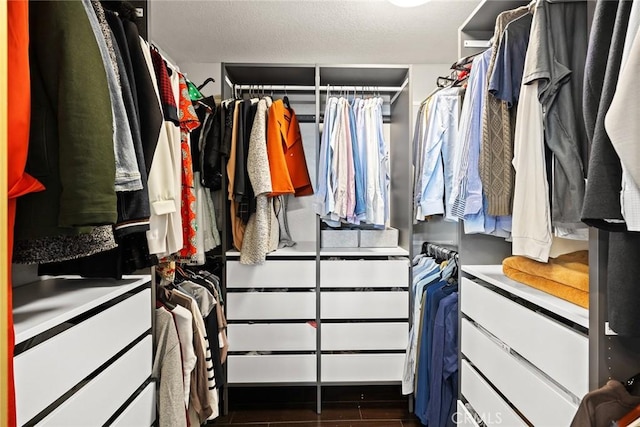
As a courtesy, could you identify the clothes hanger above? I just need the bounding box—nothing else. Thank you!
[197,77,215,91]
[625,373,640,396]
[283,85,291,109]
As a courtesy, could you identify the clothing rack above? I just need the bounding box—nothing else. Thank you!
[226,76,409,104]
[421,242,458,260]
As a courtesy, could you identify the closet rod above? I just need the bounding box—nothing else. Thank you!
[232,84,404,92]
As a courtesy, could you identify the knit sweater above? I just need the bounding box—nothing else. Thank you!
[479,6,530,216]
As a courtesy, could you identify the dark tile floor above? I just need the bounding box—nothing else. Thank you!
[210,386,424,427]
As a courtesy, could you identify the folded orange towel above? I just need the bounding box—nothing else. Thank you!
[502,251,589,309]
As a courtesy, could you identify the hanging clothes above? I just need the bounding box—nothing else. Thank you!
[14,0,118,263]
[479,6,530,217]
[267,99,314,197]
[7,1,46,424]
[316,96,387,227]
[419,87,461,222]
[176,73,201,262]
[604,0,640,232]
[242,97,279,265]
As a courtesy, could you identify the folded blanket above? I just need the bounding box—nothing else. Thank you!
[502,251,589,309]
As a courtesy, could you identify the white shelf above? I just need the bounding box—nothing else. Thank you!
[462,265,589,330]
[226,242,410,258]
[226,241,317,258]
[13,275,151,344]
[320,246,409,257]
[459,0,531,32]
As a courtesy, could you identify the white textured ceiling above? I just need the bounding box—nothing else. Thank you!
[149,0,480,65]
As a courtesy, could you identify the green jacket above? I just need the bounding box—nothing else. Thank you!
[16,0,117,240]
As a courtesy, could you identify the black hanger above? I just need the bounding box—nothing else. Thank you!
[625,373,640,396]
[283,95,291,110]
[450,51,483,71]
[197,77,216,91]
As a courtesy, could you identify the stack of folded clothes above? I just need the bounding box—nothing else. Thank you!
[502,251,589,308]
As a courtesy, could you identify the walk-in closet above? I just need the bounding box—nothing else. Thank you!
[5,0,640,426]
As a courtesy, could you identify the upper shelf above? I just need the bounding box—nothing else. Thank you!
[319,65,409,88]
[460,0,530,32]
[13,275,151,344]
[223,63,410,89]
[225,63,316,86]
[462,265,589,330]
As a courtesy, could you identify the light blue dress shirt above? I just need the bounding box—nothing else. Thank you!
[419,87,461,220]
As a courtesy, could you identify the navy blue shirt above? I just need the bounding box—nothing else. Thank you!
[426,292,459,427]
[489,13,533,108]
[415,282,457,425]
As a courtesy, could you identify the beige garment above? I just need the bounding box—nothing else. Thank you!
[479,6,530,216]
[154,307,188,427]
[242,97,276,264]
[170,304,196,409]
[227,101,245,250]
[164,289,215,422]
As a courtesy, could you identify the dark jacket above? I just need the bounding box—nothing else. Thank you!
[121,15,163,174]
[16,0,116,243]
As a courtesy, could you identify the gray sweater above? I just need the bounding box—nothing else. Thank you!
[154,307,187,427]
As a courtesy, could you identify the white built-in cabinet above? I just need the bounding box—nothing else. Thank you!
[221,64,414,413]
[12,275,155,426]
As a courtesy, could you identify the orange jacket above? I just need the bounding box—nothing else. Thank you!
[266,99,313,197]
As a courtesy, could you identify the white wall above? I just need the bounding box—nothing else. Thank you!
[178,62,223,97]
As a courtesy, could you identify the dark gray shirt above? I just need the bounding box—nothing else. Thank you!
[525,0,588,228]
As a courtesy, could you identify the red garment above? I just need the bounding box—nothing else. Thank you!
[7,2,45,426]
[176,74,200,261]
[149,48,178,124]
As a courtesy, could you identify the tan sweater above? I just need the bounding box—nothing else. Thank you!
[479,6,530,216]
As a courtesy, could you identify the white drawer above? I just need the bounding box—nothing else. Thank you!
[227,292,315,320]
[321,354,404,382]
[15,289,151,426]
[227,355,316,383]
[321,291,408,319]
[461,278,588,398]
[461,319,578,426]
[228,323,316,351]
[227,260,316,288]
[321,323,407,350]
[457,400,480,427]
[38,336,152,426]
[111,382,155,427]
[461,360,526,427]
[320,259,408,288]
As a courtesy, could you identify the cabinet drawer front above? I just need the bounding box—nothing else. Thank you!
[461,278,588,398]
[227,292,315,320]
[461,319,578,426]
[227,355,316,383]
[322,323,407,350]
[15,289,151,425]
[320,259,408,288]
[39,336,152,427]
[321,354,404,382]
[321,291,408,319]
[461,360,526,427]
[112,382,156,427]
[456,400,480,427]
[228,323,316,351]
[227,261,316,288]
